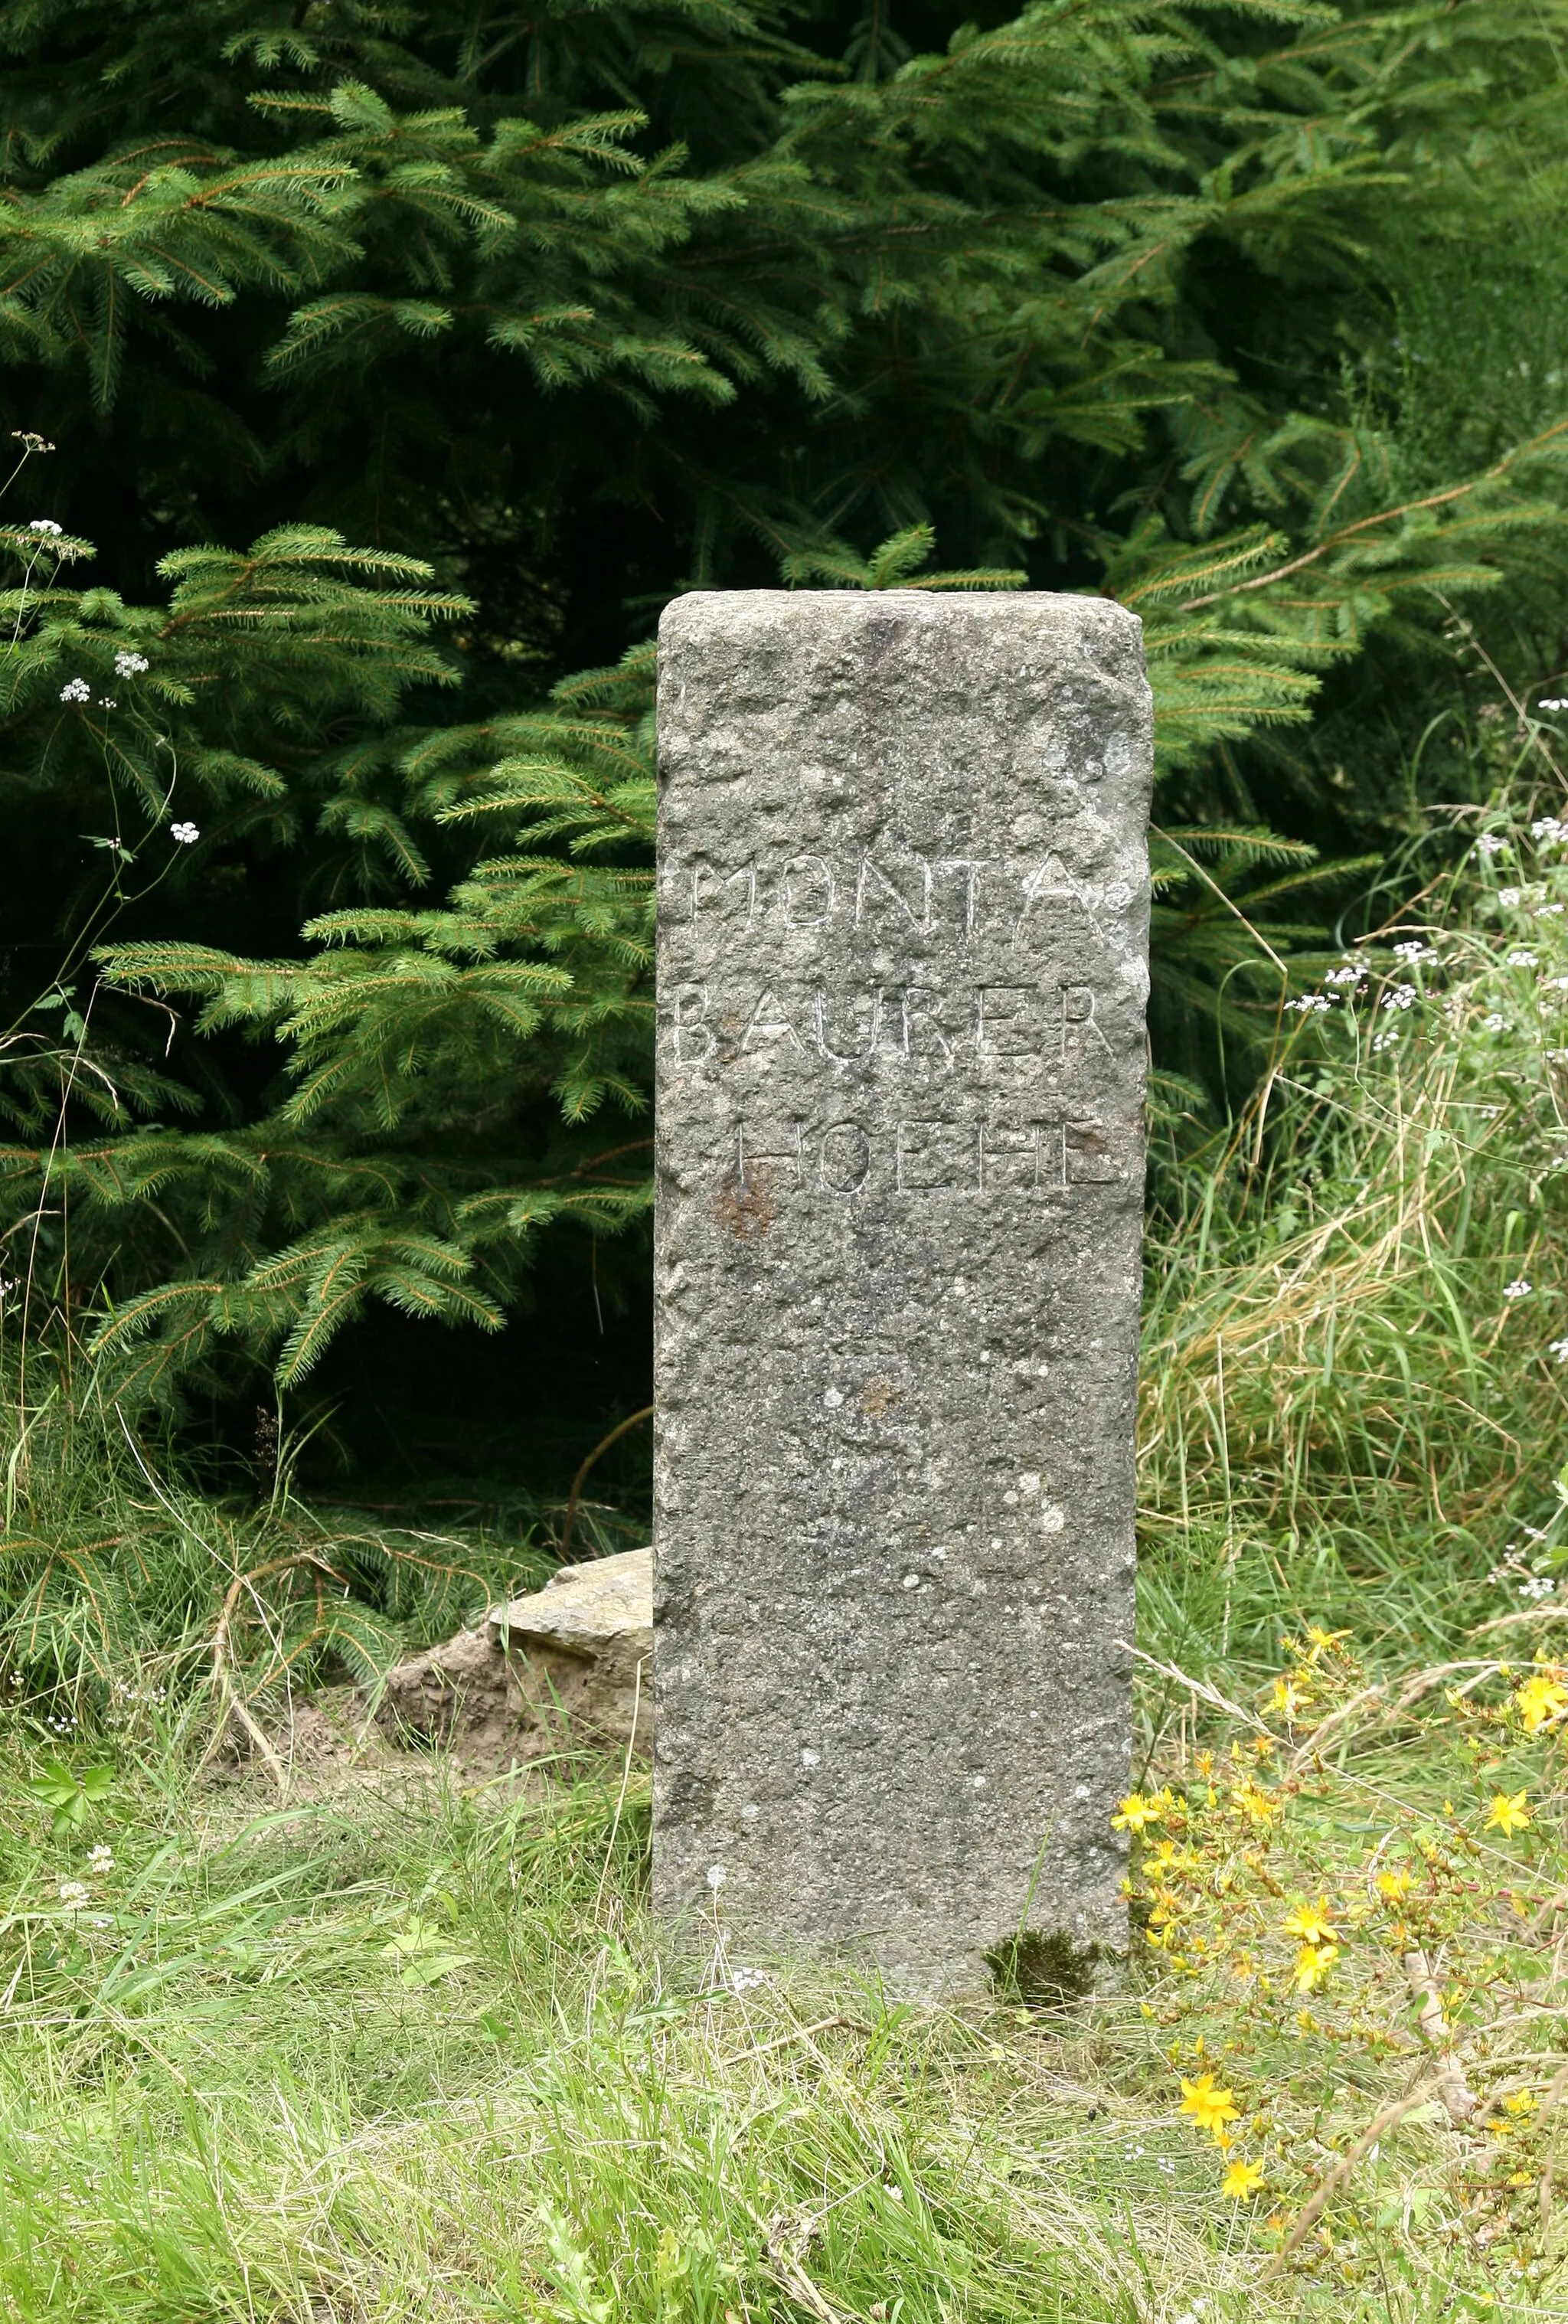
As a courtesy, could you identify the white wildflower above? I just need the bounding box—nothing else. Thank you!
[28,518,62,536]
[57,1881,89,1908]
[1508,949,1540,967]
[1550,1339,1568,1364]
[1519,1577,1557,1601]
[1485,1013,1507,1031]
[730,1966,768,1993]
[1392,940,1433,962]
[1540,698,1568,713]
[1478,834,1508,856]
[706,1864,726,1890]
[1382,985,1416,1012]
[1499,887,1523,907]
[169,821,199,845]
[58,677,90,704]
[1533,816,1568,844]
[1323,965,1362,985]
[1504,1280,1532,1299]
[87,1843,113,1874]
[113,650,149,678]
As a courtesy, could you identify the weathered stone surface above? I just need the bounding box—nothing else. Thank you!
[376,1548,653,1770]
[492,1544,653,1665]
[652,591,1151,1994]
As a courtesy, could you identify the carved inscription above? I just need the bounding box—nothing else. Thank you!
[667,979,1114,1070]
[729,1114,1126,1201]
[665,841,1137,1204]
[674,849,1138,937]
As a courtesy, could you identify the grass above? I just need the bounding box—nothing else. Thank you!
[2,797,1568,2319]
[0,1766,1246,2324]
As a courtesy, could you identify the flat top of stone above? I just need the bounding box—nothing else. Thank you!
[490,1545,652,1653]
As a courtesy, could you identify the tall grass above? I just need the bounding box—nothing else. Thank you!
[1141,793,1568,1688]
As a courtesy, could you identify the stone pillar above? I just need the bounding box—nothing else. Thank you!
[652,592,1151,1995]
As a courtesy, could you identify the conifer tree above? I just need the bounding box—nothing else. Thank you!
[0,0,1564,1425]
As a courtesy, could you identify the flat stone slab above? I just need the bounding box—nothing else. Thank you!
[652,591,1151,1994]
[490,1545,653,1659]
[371,1549,655,1773]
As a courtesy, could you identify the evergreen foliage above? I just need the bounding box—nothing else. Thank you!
[0,0,1566,1425]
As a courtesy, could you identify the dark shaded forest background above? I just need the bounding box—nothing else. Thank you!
[2,0,1566,1535]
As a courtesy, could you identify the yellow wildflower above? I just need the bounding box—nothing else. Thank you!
[1484,1790,1531,1838]
[1195,1750,1214,1778]
[1270,1676,1310,1720]
[1222,2157,1266,2201]
[1375,1868,1412,1903]
[1148,1886,1182,1932]
[1178,2072,1241,2139]
[1112,1790,1164,1834]
[1514,1672,1568,1734]
[1232,1780,1279,1829]
[1503,2090,1537,2119]
[1293,1941,1339,1992]
[1282,1897,1337,1946]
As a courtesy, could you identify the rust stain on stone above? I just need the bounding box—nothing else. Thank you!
[859,1376,903,1417]
[714,1164,774,1239]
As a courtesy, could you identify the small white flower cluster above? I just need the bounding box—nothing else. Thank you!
[1533,816,1568,846]
[113,649,149,678]
[1540,698,1568,713]
[1499,887,1523,907]
[109,1675,167,1705]
[58,677,90,703]
[1478,833,1508,856]
[43,1710,78,1734]
[1285,993,1331,1014]
[1518,1575,1557,1602]
[1391,940,1435,963]
[1538,903,1565,919]
[1484,1012,1507,1032]
[87,1843,113,1874]
[730,1966,768,1993]
[1507,949,1540,968]
[1382,985,1416,1012]
[1323,964,1362,985]
[28,518,61,537]
[58,1880,89,1908]
[1370,1028,1400,1055]
[1550,1338,1568,1365]
[1504,1280,1532,1299]
[170,821,199,845]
